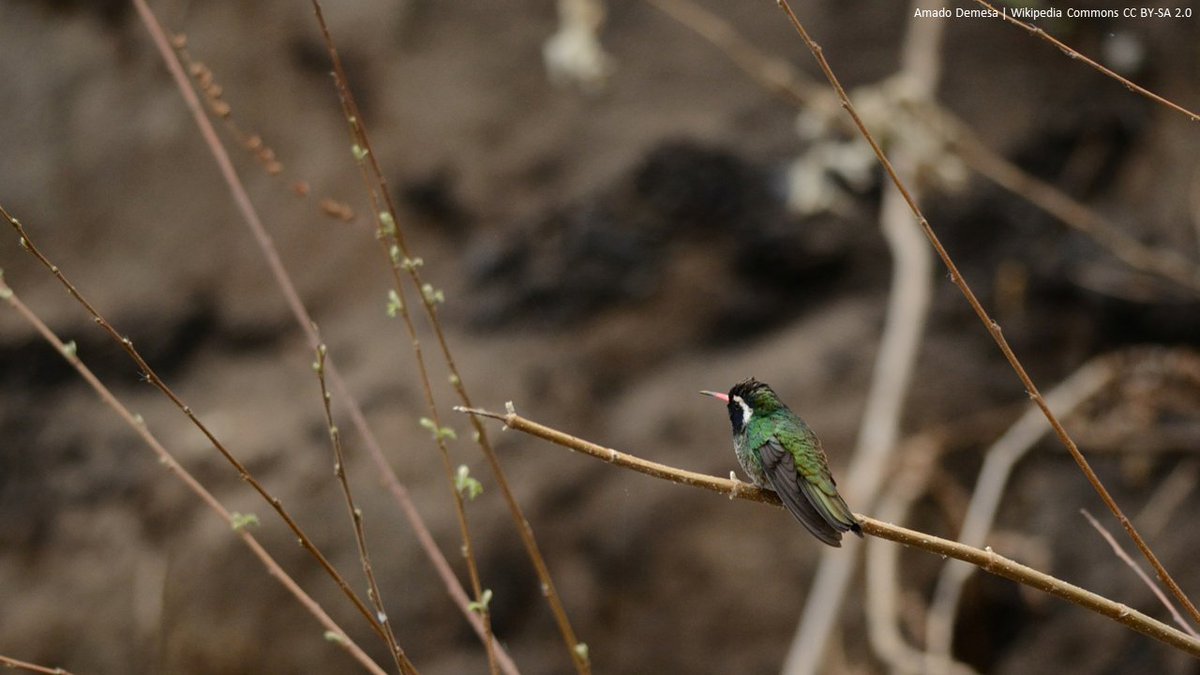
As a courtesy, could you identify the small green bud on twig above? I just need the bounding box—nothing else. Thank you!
[467,588,493,614]
[386,289,403,317]
[421,283,444,306]
[419,417,457,441]
[377,211,395,237]
[230,512,260,531]
[455,464,483,501]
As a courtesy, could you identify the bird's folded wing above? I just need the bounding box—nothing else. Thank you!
[757,440,843,546]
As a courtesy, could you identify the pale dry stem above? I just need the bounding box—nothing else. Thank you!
[1082,509,1200,639]
[925,355,1117,671]
[867,435,978,675]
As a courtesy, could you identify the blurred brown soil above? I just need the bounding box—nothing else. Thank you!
[1,1,1199,673]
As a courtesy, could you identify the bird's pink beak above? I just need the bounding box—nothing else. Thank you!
[700,390,729,402]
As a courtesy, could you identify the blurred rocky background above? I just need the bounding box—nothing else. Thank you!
[1,0,1199,673]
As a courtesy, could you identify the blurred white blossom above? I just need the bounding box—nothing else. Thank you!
[543,0,614,92]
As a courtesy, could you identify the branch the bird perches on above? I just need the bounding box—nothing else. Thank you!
[454,404,1200,659]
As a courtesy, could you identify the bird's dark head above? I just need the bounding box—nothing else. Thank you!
[700,378,783,434]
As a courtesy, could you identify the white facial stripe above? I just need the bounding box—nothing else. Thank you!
[732,394,752,427]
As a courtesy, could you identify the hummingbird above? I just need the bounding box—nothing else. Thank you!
[702,378,862,546]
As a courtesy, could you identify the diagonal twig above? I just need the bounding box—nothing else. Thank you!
[0,273,387,675]
[971,0,1200,123]
[784,0,942,670]
[310,5,502,669]
[774,0,1200,630]
[3,209,414,672]
[310,2,589,670]
[647,0,1200,298]
[0,654,77,675]
[1082,509,1200,639]
[128,0,519,668]
[1080,509,1200,634]
[925,103,1200,295]
[313,343,407,673]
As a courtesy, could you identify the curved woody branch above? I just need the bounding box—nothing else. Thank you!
[456,405,1200,660]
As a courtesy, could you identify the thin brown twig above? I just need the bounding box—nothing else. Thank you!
[455,405,1200,658]
[307,4,503,672]
[971,0,1200,123]
[3,209,412,673]
[774,0,1200,630]
[0,275,387,675]
[129,0,518,668]
[649,0,1200,299]
[785,3,942,670]
[1082,509,1200,639]
[310,2,589,671]
[313,343,407,673]
[0,654,75,675]
[351,116,502,674]
[927,104,1200,294]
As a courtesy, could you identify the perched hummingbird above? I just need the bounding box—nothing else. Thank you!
[702,378,862,546]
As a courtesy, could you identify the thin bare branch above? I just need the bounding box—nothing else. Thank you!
[971,0,1200,122]
[310,2,588,671]
[649,0,1200,300]
[774,0,1200,629]
[0,654,77,675]
[307,5,502,673]
[785,2,941,670]
[0,275,387,675]
[927,104,1200,295]
[1082,509,1200,639]
[129,0,518,668]
[313,344,407,673]
[455,405,1200,658]
[3,209,412,672]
